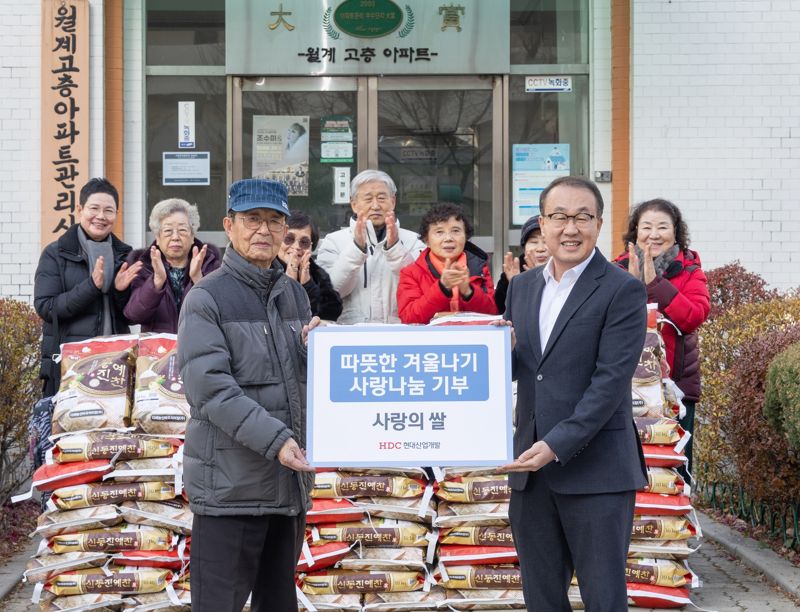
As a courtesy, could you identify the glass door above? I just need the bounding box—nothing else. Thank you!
[232,75,504,260]
[374,76,503,260]
[235,77,365,235]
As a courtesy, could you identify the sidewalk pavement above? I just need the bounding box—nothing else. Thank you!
[0,539,37,603]
[1,510,798,609]
[695,509,800,599]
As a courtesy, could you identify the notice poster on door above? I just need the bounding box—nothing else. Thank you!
[320,115,354,163]
[512,144,570,225]
[252,115,309,196]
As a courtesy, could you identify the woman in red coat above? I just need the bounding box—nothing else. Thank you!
[398,203,497,324]
[614,198,710,474]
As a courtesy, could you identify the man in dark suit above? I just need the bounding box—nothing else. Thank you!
[501,176,648,611]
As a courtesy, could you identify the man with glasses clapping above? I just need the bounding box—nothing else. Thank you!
[317,169,425,324]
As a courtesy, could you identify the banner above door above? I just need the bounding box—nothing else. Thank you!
[226,0,510,75]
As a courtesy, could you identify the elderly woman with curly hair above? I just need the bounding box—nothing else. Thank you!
[614,198,710,473]
[397,202,496,324]
[124,198,221,333]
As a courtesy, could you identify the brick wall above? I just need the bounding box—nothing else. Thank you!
[631,0,800,290]
[0,0,107,303]
[592,0,615,256]
[0,1,42,302]
[123,1,144,248]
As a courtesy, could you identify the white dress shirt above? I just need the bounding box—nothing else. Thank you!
[539,250,596,352]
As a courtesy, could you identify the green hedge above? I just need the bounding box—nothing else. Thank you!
[764,342,800,452]
[0,298,41,504]
[696,296,800,488]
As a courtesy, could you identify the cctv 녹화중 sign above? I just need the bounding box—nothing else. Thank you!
[307,325,513,467]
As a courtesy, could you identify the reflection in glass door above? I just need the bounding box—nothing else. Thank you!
[237,77,363,235]
[375,77,502,258]
[234,76,503,257]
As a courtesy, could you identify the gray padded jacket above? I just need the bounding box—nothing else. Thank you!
[177,247,313,516]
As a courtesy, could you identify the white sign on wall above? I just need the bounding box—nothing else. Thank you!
[525,76,573,93]
[178,101,195,149]
[308,325,513,467]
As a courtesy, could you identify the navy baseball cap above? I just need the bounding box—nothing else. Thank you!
[520,216,542,246]
[227,179,290,216]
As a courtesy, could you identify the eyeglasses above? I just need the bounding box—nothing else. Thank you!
[543,212,596,229]
[236,213,286,233]
[283,233,312,249]
[160,226,192,238]
[84,205,117,218]
[430,227,465,238]
[356,192,392,205]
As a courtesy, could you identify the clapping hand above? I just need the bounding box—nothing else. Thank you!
[353,214,367,250]
[503,251,522,280]
[628,242,656,284]
[440,258,473,299]
[151,246,167,289]
[298,250,312,285]
[92,257,105,289]
[114,261,143,291]
[189,244,207,284]
[385,210,399,248]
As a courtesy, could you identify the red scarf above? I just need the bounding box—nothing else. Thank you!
[428,251,468,312]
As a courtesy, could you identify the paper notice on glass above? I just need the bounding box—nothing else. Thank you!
[162,152,210,186]
[320,115,354,163]
[252,115,309,196]
[402,175,438,216]
[512,144,570,225]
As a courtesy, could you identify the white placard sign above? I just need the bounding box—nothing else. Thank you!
[307,325,513,467]
[162,152,210,186]
[525,76,573,92]
[178,101,195,148]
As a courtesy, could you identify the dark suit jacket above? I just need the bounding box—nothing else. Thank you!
[505,249,648,494]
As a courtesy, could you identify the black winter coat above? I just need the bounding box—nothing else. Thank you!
[277,257,343,322]
[34,223,133,396]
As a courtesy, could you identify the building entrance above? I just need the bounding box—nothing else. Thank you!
[230,75,503,259]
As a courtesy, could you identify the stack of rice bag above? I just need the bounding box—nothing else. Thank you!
[298,467,438,611]
[429,467,525,610]
[626,306,701,609]
[16,334,193,612]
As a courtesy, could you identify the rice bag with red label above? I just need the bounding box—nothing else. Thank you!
[435,475,511,503]
[626,583,692,608]
[312,472,427,499]
[438,545,518,566]
[54,335,138,434]
[52,432,178,463]
[436,564,522,590]
[44,565,172,596]
[51,481,175,510]
[133,334,191,436]
[300,569,425,594]
[433,502,509,528]
[47,524,173,554]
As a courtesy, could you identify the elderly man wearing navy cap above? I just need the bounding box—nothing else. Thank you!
[177,178,319,612]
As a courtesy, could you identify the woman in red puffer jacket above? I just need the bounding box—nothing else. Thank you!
[614,198,710,474]
[397,203,496,324]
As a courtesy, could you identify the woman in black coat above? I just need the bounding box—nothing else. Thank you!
[277,210,343,321]
[34,178,142,396]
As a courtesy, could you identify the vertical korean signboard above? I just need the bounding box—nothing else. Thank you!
[308,326,513,467]
[41,0,90,248]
